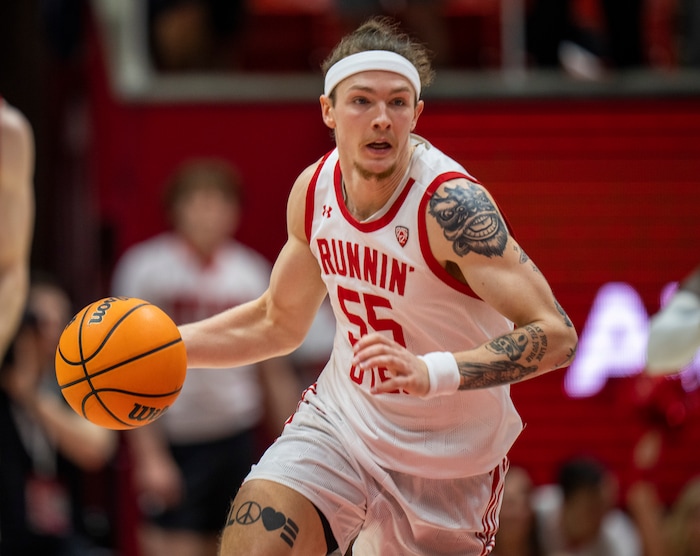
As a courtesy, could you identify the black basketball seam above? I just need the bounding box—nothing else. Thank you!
[59,337,183,389]
[77,301,108,421]
[75,301,149,422]
[85,386,183,397]
[79,302,151,365]
[79,301,161,425]
[81,386,183,429]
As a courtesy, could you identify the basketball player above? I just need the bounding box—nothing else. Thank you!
[179,17,579,555]
[0,98,34,363]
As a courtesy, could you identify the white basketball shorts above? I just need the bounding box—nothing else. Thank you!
[244,386,508,555]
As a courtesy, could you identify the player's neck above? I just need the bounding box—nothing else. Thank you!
[342,150,413,221]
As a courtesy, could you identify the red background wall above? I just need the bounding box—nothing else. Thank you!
[87,48,700,547]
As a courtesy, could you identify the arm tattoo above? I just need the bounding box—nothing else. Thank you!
[486,331,529,361]
[555,342,578,368]
[428,183,508,258]
[523,324,548,363]
[464,325,549,388]
[458,360,538,389]
[515,244,541,274]
[516,244,529,264]
[554,298,574,328]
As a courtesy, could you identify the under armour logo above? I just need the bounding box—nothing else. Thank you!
[322,205,333,218]
[395,226,409,247]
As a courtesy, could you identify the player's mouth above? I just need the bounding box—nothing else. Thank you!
[365,141,392,154]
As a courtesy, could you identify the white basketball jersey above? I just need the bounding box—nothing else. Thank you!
[305,135,523,478]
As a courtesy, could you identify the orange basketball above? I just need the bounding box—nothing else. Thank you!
[55,296,187,430]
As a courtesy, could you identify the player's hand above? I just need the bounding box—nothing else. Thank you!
[134,453,183,514]
[352,333,430,396]
[1,328,43,407]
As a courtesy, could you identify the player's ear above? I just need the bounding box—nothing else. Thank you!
[320,95,336,129]
[411,99,424,132]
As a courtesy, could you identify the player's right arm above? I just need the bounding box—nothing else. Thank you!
[0,102,35,362]
[180,162,328,369]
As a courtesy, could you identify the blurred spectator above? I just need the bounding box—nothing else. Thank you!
[111,158,302,556]
[646,264,700,375]
[624,370,700,556]
[664,476,700,556]
[628,472,700,556]
[0,98,34,364]
[494,465,545,556]
[148,0,247,71]
[0,276,118,555]
[679,0,700,66]
[532,455,642,556]
[333,1,452,67]
[41,0,87,61]
[526,0,644,77]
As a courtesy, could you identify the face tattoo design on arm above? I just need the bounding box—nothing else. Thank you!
[428,182,508,258]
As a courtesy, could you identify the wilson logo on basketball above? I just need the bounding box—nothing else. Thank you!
[129,403,169,422]
[88,296,127,324]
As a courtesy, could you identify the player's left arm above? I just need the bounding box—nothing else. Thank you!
[429,179,578,389]
[359,178,577,396]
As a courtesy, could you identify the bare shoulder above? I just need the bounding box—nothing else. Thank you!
[288,158,324,203]
[0,102,34,186]
[286,157,327,239]
[0,102,32,146]
[426,177,510,262]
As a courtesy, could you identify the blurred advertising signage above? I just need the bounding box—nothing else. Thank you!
[565,282,700,398]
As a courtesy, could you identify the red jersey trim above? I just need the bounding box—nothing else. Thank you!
[418,173,516,299]
[334,161,416,232]
[304,151,334,243]
[418,172,480,297]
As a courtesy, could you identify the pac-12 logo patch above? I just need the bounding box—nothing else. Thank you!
[395,226,409,247]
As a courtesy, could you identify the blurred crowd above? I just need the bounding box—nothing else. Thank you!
[4,0,699,77]
[142,0,700,75]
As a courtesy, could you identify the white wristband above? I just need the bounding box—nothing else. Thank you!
[419,351,460,399]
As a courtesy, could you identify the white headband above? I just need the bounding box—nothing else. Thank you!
[324,50,421,98]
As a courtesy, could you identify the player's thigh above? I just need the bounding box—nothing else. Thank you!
[219,479,328,556]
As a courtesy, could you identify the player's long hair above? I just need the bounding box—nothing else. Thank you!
[321,16,435,99]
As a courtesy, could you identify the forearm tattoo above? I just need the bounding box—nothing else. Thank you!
[554,298,574,328]
[458,360,538,389]
[461,325,548,389]
[555,343,578,368]
[429,183,508,258]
